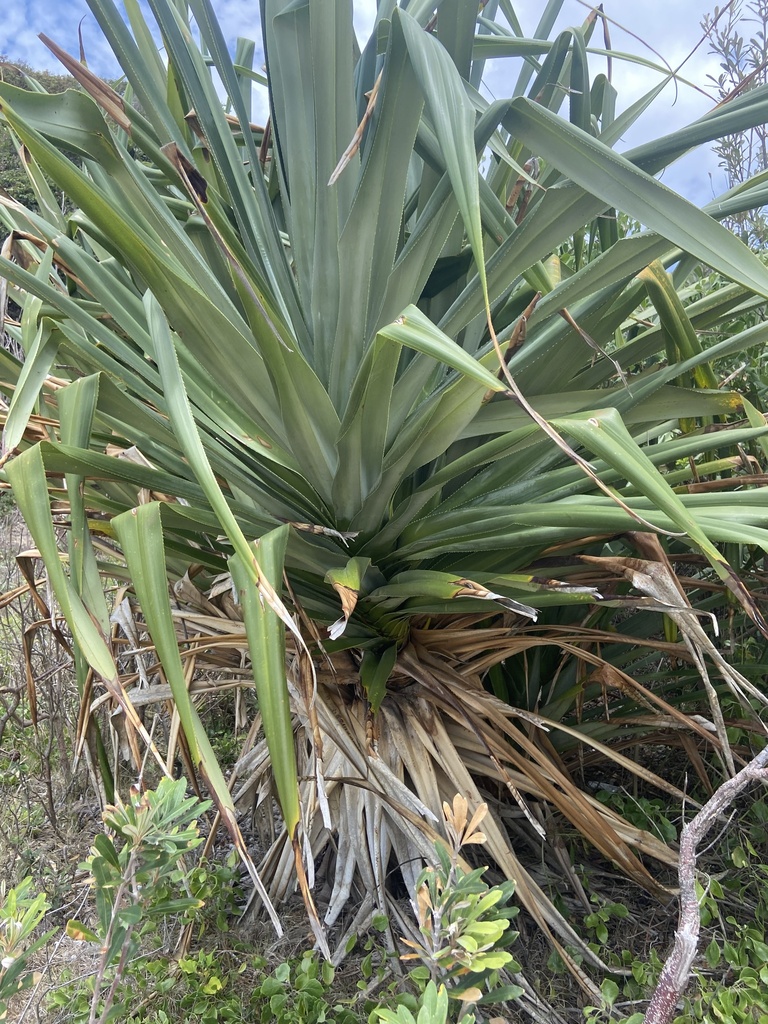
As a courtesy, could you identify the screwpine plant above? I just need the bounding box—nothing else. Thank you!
[3,0,768,976]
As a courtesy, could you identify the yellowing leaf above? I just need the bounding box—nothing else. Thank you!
[455,987,483,1002]
[65,920,99,943]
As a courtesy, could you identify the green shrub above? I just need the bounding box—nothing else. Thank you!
[0,877,55,1016]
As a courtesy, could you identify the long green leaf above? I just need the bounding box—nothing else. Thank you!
[145,292,304,640]
[7,446,117,680]
[1,319,57,458]
[112,503,205,763]
[400,10,489,306]
[113,502,284,933]
[378,304,504,392]
[503,97,768,298]
[639,262,719,389]
[332,10,424,403]
[553,409,768,629]
[58,374,111,635]
[229,525,300,838]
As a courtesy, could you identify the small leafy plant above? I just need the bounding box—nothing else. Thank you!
[594,790,678,845]
[392,795,523,1021]
[583,897,630,950]
[57,947,363,1024]
[0,876,55,1016]
[185,857,242,937]
[65,776,210,1024]
[250,951,360,1024]
[374,980,464,1024]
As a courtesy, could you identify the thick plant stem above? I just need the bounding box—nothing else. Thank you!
[643,745,768,1024]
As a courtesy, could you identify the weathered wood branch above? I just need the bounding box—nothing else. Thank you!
[643,745,768,1024]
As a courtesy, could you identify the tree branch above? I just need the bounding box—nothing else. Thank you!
[643,745,768,1024]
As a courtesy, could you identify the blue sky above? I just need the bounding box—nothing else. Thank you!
[2,1,731,204]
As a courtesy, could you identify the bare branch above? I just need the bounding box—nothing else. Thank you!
[643,744,768,1024]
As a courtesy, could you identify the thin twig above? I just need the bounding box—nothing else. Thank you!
[328,71,382,185]
[89,848,137,1024]
[16,890,90,1024]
